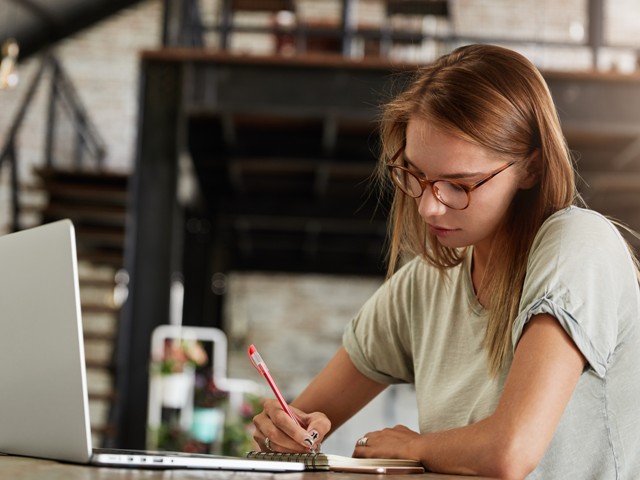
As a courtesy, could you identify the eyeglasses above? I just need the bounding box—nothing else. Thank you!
[387,147,519,210]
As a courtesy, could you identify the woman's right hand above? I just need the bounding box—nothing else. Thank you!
[252,399,331,453]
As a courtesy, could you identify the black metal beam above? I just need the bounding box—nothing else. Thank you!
[1,0,146,59]
[587,0,604,67]
[112,57,182,449]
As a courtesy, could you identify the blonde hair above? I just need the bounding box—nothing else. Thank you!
[377,44,580,375]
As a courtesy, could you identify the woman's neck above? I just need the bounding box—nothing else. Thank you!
[471,245,491,308]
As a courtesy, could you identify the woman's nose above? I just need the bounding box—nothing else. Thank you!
[416,188,447,219]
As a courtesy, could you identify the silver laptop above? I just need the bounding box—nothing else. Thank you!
[0,219,302,472]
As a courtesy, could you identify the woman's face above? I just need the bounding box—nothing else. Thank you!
[403,117,526,257]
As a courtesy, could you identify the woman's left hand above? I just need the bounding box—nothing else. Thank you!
[352,425,421,460]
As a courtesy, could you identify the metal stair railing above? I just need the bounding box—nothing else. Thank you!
[0,52,107,232]
[0,57,46,232]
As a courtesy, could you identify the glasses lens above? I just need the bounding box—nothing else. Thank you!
[433,181,468,209]
[391,167,423,197]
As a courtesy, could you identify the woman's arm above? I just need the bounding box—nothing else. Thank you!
[355,313,586,480]
[293,345,388,433]
[253,345,387,452]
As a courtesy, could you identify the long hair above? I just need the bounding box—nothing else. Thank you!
[377,44,579,375]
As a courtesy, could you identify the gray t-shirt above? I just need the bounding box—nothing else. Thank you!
[343,206,640,478]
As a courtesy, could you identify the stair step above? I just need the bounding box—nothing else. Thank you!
[86,358,115,370]
[34,167,129,187]
[36,173,128,196]
[86,367,113,397]
[82,302,120,314]
[89,391,117,402]
[84,331,117,341]
[80,277,118,288]
[77,261,118,281]
[42,204,127,224]
[46,184,128,206]
[77,250,124,268]
[75,227,126,248]
[82,311,118,337]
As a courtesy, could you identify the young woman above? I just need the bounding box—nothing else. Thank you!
[252,44,640,479]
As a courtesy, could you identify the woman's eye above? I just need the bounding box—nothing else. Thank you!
[410,169,426,180]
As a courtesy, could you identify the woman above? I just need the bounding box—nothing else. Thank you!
[252,44,640,479]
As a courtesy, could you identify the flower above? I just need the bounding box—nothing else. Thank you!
[193,374,229,408]
[157,339,208,374]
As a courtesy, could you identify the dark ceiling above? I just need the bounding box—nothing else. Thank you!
[0,0,144,59]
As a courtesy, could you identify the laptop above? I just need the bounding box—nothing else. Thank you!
[0,219,303,472]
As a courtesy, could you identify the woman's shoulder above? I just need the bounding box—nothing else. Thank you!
[388,255,434,286]
[527,206,638,279]
[543,205,614,228]
[535,206,627,248]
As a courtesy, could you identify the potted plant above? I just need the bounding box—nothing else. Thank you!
[190,374,229,453]
[155,339,208,409]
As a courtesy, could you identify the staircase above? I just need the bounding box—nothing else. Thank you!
[31,166,129,447]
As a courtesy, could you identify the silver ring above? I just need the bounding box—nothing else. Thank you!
[265,436,273,451]
[356,436,368,447]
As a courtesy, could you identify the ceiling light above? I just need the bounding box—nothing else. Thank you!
[0,39,19,90]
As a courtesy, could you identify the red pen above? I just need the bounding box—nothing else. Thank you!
[248,344,300,427]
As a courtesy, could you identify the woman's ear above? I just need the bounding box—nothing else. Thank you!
[519,149,541,190]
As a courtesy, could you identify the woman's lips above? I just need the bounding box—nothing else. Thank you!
[427,224,459,237]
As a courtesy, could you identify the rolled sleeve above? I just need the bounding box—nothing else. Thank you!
[512,207,633,378]
[512,292,608,377]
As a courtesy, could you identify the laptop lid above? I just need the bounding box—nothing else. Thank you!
[0,219,93,463]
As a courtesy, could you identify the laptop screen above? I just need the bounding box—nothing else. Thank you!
[0,220,94,463]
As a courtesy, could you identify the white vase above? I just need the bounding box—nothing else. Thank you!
[161,370,194,409]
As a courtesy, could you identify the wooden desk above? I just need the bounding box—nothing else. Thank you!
[0,454,490,479]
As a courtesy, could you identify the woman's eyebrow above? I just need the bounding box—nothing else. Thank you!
[402,152,486,180]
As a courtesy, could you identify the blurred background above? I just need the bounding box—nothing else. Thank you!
[1,0,640,457]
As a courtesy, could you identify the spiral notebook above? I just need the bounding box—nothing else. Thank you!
[246,451,425,474]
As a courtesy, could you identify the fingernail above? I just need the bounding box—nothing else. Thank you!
[303,430,320,451]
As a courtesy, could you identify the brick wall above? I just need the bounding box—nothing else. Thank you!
[224,271,382,395]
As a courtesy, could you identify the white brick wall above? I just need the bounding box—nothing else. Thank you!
[451,0,586,43]
[606,0,640,45]
[47,0,163,173]
[224,271,382,395]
